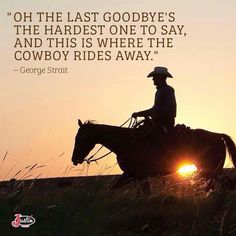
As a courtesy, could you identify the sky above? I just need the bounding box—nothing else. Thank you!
[0,0,236,180]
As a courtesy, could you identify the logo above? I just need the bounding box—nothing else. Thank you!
[11,214,36,228]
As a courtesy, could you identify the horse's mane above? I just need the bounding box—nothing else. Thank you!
[84,120,97,125]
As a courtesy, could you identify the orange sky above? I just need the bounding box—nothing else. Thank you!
[1,0,236,180]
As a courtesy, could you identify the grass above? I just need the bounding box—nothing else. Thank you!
[0,174,236,236]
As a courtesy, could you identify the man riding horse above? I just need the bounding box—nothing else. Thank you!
[71,66,236,193]
[132,66,176,139]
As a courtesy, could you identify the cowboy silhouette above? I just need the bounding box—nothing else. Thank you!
[132,66,176,134]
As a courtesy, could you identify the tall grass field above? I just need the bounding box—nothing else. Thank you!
[0,170,236,236]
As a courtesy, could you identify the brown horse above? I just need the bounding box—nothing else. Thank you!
[71,120,236,191]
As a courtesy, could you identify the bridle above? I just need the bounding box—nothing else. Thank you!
[85,117,138,164]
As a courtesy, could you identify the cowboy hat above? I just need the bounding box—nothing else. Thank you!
[147,66,173,78]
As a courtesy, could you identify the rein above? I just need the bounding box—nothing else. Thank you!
[85,117,137,164]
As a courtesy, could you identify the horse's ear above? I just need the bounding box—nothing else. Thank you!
[78,119,83,127]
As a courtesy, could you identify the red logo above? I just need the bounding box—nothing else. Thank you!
[11,214,36,228]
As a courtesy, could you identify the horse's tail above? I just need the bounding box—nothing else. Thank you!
[221,134,236,167]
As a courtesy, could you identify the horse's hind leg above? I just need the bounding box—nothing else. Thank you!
[202,141,225,192]
[205,178,215,192]
[201,171,217,192]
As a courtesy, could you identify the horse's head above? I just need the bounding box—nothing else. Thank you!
[71,119,96,165]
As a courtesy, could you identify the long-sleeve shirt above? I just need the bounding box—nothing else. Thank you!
[138,83,177,121]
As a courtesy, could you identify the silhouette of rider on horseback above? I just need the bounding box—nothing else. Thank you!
[132,66,176,137]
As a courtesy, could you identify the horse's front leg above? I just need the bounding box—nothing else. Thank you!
[111,172,135,190]
[136,177,152,196]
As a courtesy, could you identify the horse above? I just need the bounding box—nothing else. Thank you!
[71,119,236,193]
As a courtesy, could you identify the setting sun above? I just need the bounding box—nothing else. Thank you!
[177,164,197,177]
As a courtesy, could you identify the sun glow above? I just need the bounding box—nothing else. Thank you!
[177,164,197,177]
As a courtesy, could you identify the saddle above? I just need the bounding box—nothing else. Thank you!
[161,124,192,156]
[132,120,192,152]
[171,124,191,137]
[149,124,192,152]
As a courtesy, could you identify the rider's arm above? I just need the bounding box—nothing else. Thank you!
[132,108,152,118]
